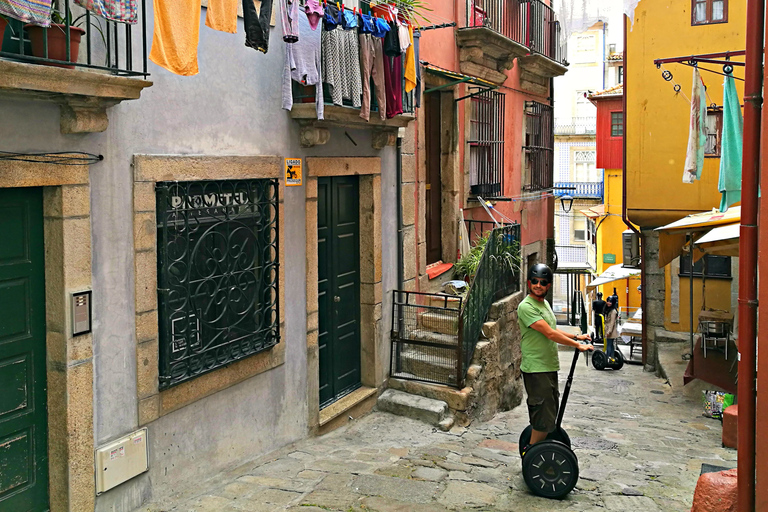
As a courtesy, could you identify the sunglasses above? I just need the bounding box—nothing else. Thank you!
[530,278,550,286]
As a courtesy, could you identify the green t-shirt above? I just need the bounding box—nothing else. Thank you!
[517,295,560,373]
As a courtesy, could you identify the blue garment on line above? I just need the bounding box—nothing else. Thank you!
[359,13,375,34]
[372,17,391,38]
[718,73,744,212]
[341,8,357,29]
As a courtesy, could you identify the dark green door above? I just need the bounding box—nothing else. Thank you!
[318,176,361,409]
[0,187,48,512]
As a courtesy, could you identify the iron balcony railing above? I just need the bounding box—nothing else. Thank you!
[464,218,513,245]
[553,181,603,200]
[523,101,554,191]
[555,244,588,265]
[554,117,597,135]
[0,0,149,76]
[391,224,521,388]
[464,0,567,66]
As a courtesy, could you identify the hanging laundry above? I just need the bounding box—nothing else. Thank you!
[718,73,744,212]
[205,0,237,34]
[340,6,357,30]
[383,20,400,56]
[397,21,410,53]
[75,0,137,24]
[371,16,391,38]
[359,12,374,34]
[0,0,53,27]
[413,29,421,107]
[359,32,386,121]
[281,0,299,42]
[683,67,707,183]
[384,53,403,118]
[322,25,363,107]
[322,3,341,31]
[149,0,200,76]
[404,24,416,93]
[305,0,323,30]
[243,0,274,53]
[283,11,323,119]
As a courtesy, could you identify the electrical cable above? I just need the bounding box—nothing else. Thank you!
[0,151,104,165]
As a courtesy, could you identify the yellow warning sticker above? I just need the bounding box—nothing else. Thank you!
[285,158,302,186]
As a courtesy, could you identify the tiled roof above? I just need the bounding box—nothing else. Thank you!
[588,84,623,99]
[608,51,624,61]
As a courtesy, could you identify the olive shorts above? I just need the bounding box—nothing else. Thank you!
[522,371,560,433]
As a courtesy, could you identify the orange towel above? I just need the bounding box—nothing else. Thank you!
[205,0,238,33]
[149,0,201,76]
[404,25,416,93]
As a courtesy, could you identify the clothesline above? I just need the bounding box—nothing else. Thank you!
[325,0,459,27]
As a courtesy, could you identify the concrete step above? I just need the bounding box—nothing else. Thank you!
[377,389,451,429]
[395,347,458,385]
[407,328,458,347]
[428,294,463,310]
[419,310,460,335]
[388,377,472,412]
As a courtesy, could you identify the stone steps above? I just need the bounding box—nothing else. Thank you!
[419,310,460,335]
[396,347,458,385]
[427,294,463,310]
[376,389,454,431]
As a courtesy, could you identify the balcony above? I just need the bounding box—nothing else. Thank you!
[0,0,152,133]
[554,117,597,136]
[457,0,568,89]
[554,181,604,200]
[290,80,414,149]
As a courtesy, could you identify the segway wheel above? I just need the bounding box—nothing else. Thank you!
[522,441,579,499]
[519,426,572,457]
[591,350,607,370]
[613,350,625,370]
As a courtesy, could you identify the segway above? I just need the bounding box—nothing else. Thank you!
[591,315,624,371]
[519,343,591,499]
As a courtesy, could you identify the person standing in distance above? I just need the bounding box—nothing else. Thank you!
[517,263,593,453]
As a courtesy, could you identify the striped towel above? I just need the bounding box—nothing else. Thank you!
[74,0,137,24]
[0,0,54,27]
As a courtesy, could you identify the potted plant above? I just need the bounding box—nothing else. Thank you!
[370,0,432,26]
[24,2,88,69]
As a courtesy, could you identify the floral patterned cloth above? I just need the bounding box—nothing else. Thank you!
[74,0,138,24]
[0,0,53,27]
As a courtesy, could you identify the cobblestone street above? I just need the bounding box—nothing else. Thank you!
[137,349,735,512]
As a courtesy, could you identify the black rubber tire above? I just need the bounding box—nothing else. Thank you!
[613,350,625,370]
[522,441,580,499]
[519,425,572,457]
[592,350,607,370]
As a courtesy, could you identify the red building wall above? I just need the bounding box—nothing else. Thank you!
[595,97,623,170]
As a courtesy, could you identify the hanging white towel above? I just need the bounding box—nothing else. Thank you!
[683,68,707,184]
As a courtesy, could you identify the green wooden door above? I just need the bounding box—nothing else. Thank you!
[0,187,48,512]
[318,177,361,409]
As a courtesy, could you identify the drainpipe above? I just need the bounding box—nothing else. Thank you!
[737,0,763,509]
[602,21,606,90]
[621,15,644,366]
[396,136,404,292]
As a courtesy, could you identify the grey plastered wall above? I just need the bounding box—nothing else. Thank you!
[0,5,397,511]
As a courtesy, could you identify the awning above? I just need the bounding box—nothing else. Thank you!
[587,263,641,289]
[579,204,606,219]
[421,62,498,94]
[654,206,741,267]
[693,223,740,259]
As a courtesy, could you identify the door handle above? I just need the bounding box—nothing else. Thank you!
[334,296,341,303]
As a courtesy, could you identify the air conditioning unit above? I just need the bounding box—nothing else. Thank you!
[622,230,640,267]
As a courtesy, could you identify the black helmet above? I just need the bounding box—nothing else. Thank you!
[527,263,553,282]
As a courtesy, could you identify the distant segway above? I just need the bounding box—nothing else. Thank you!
[591,315,624,371]
[519,342,592,499]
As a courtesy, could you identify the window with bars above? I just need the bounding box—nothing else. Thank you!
[155,179,280,389]
[705,108,723,157]
[469,90,505,197]
[523,101,554,192]
[611,112,623,137]
[679,254,732,278]
[692,0,727,25]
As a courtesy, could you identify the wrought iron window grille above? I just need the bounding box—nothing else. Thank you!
[155,179,280,389]
[523,101,554,192]
[469,90,505,197]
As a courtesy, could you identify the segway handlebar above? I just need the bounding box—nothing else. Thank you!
[557,338,594,429]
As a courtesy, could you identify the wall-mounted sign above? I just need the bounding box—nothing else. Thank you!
[285,158,302,186]
[603,253,616,264]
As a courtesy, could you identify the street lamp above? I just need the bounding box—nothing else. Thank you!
[560,194,574,213]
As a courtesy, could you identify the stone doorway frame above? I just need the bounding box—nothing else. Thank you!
[0,157,95,512]
[305,157,383,432]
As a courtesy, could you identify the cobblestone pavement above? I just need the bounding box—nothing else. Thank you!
[137,349,736,512]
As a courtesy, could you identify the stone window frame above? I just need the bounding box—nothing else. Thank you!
[0,157,95,511]
[304,158,384,432]
[132,155,286,426]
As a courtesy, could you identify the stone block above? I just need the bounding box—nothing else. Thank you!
[305,176,318,199]
[60,185,90,218]
[307,309,319,332]
[403,226,417,280]
[401,154,416,183]
[133,181,156,213]
[401,123,416,154]
[360,281,383,305]
[138,394,160,425]
[306,157,381,177]
[136,338,159,399]
[418,242,426,275]
[0,157,88,188]
[134,250,158,314]
[377,389,447,426]
[136,309,158,344]
[401,182,416,226]
[67,361,95,512]
[402,278,416,292]
[690,469,737,512]
[417,183,426,243]
[69,332,92,362]
[134,155,282,183]
[722,404,737,449]
[133,211,156,252]
[62,217,91,290]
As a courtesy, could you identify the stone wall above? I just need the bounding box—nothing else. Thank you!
[463,291,525,422]
[643,228,664,374]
